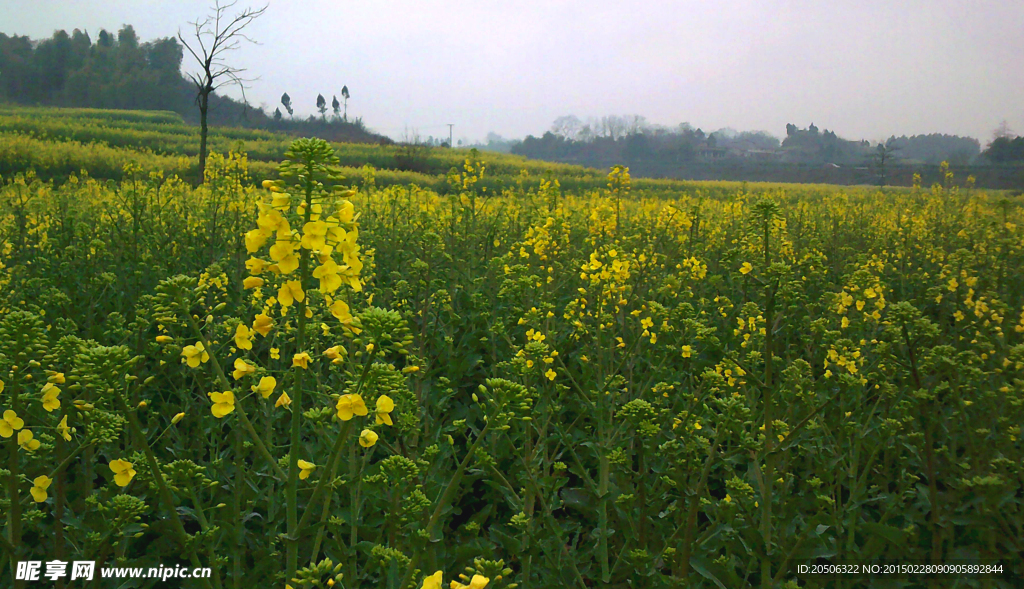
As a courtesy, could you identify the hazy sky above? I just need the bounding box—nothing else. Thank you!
[4,0,1022,143]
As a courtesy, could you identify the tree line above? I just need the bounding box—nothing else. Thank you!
[0,25,386,145]
[510,115,1019,176]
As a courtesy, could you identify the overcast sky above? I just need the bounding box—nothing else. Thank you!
[4,0,1022,143]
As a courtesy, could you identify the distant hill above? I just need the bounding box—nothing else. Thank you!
[0,25,390,145]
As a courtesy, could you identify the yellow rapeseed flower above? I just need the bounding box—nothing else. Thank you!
[31,475,52,503]
[253,314,274,337]
[270,240,300,274]
[18,429,40,451]
[421,571,443,589]
[335,200,355,223]
[41,382,61,412]
[232,358,257,380]
[451,574,490,589]
[301,220,329,251]
[359,429,378,448]
[339,264,362,292]
[245,228,270,253]
[110,459,137,487]
[278,281,305,307]
[181,342,210,368]
[243,276,265,289]
[298,459,316,480]
[313,258,343,293]
[57,415,74,440]
[208,391,236,418]
[1,410,24,438]
[740,262,752,275]
[336,394,368,421]
[292,352,312,369]
[277,252,300,275]
[323,345,346,364]
[252,376,276,399]
[235,324,254,350]
[275,392,292,408]
[375,395,395,426]
[47,372,65,384]
[269,238,295,261]
[329,299,362,333]
[246,257,270,275]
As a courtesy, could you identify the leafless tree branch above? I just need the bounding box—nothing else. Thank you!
[177,0,267,182]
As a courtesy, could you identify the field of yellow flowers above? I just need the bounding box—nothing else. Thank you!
[1,135,1022,588]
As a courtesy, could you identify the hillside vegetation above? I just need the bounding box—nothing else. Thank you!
[1,105,819,196]
[0,25,386,145]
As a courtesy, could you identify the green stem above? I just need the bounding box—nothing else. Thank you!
[183,308,287,481]
[286,171,314,589]
[0,534,14,559]
[677,435,720,581]
[399,421,492,589]
[186,481,224,589]
[187,482,211,529]
[54,424,66,589]
[511,437,589,589]
[46,442,94,480]
[295,350,375,536]
[308,446,341,564]
[761,215,775,589]
[597,448,611,584]
[6,378,22,589]
[232,424,243,589]
[113,385,213,589]
[349,442,359,583]
[295,421,353,537]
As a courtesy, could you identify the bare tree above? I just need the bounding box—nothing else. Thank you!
[872,140,900,187]
[993,119,1013,141]
[179,0,267,182]
[551,115,582,140]
[600,115,627,140]
[627,114,648,136]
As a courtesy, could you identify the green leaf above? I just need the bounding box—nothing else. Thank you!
[689,555,728,589]
[861,522,906,545]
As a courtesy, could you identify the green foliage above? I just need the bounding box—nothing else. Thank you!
[0,138,1023,589]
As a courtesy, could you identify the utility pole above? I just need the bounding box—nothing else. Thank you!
[447,123,454,148]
